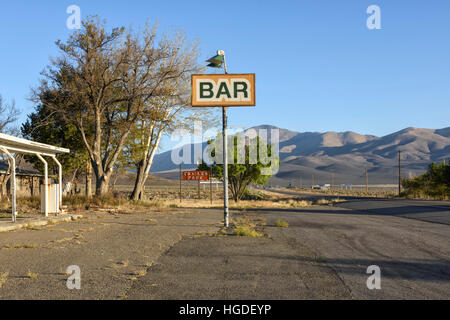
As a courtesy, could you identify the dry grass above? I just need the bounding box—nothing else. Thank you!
[275,219,289,227]
[166,198,316,209]
[232,217,264,238]
[63,195,320,212]
[132,269,147,277]
[0,272,8,288]
[58,267,70,276]
[27,270,38,279]
[233,225,263,237]
[64,194,169,213]
[20,244,37,249]
[7,185,353,217]
[285,187,397,198]
[2,244,37,249]
[0,185,267,215]
[0,200,9,211]
[112,260,129,269]
[59,187,320,212]
[0,196,40,215]
[6,194,173,216]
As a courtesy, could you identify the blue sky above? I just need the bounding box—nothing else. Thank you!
[1,0,449,149]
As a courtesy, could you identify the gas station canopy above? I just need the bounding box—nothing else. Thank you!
[0,133,70,222]
[0,133,69,156]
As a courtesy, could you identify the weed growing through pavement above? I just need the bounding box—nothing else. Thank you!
[275,219,289,227]
[0,272,8,288]
[232,217,264,238]
[27,270,38,279]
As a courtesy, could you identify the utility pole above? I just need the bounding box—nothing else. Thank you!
[398,151,401,196]
[365,168,368,193]
[312,174,314,188]
[331,173,334,190]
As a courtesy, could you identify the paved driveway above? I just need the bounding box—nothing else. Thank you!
[0,209,221,299]
[0,203,449,299]
[127,206,450,300]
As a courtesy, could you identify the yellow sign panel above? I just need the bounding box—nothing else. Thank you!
[191,74,255,107]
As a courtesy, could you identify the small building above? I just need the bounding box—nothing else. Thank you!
[0,160,42,197]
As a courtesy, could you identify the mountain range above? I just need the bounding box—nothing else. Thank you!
[151,125,450,186]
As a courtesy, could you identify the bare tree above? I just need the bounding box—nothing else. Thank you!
[127,98,218,200]
[0,95,20,200]
[32,17,200,195]
[126,39,209,200]
[0,95,19,133]
[126,97,182,200]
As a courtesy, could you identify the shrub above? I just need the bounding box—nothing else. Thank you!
[27,270,38,279]
[232,217,264,237]
[233,225,263,237]
[0,272,8,288]
[402,161,450,200]
[275,219,289,227]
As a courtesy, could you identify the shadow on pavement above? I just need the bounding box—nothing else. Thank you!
[234,253,450,283]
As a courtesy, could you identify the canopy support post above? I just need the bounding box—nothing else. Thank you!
[0,148,17,222]
[36,154,48,217]
[50,156,62,212]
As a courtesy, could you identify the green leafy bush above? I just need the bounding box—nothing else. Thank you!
[402,161,450,200]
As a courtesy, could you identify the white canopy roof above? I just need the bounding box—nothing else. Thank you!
[0,133,70,156]
[0,132,70,222]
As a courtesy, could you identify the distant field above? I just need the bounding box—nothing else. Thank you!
[265,186,398,198]
[78,182,224,201]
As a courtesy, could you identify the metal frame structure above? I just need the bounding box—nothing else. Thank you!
[0,133,69,222]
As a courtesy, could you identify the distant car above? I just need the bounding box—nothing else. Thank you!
[312,184,330,190]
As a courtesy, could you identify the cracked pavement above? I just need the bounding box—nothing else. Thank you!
[0,202,449,299]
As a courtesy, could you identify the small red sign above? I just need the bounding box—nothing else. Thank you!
[183,171,210,181]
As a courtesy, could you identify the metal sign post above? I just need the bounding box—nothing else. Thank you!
[210,167,213,205]
[222,52,229,228]
[179,164,182,203]
[222,106,229,227]
[182,170,210,201]
[192,50,255,228]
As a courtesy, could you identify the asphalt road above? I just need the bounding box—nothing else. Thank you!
[0,209,222,299]
[267,188,450,225]
[127,215,354,300]
[336,198,450,225]
[0,197,449,299]
[127,206,450,300]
